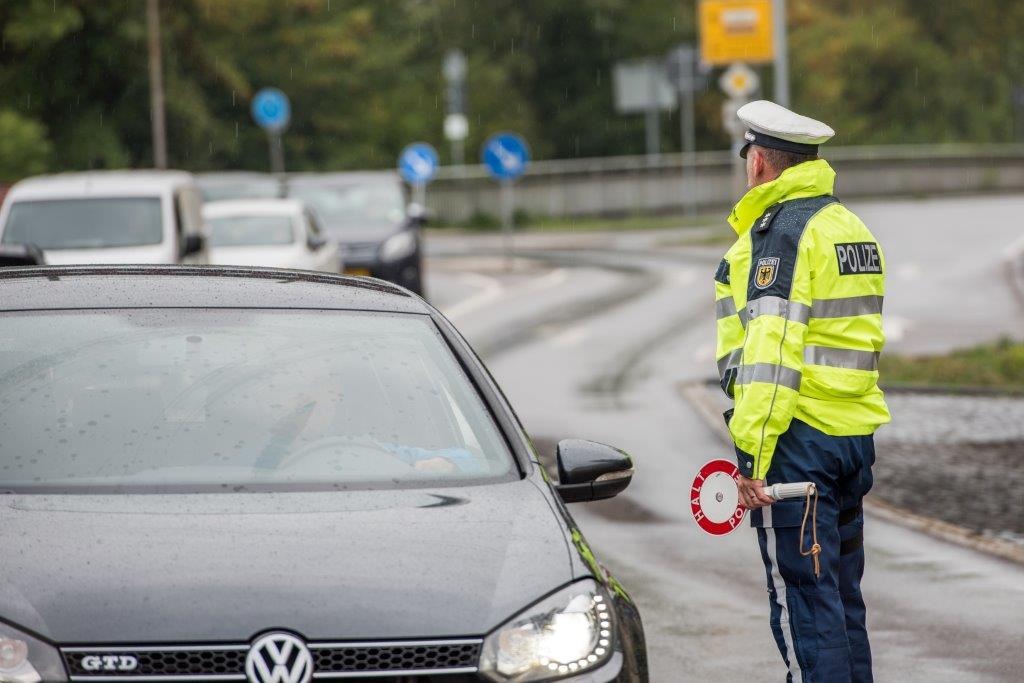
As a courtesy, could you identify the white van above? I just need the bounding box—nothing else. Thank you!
[0,171,208,265]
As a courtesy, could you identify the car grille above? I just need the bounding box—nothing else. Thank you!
[62,639,482,680]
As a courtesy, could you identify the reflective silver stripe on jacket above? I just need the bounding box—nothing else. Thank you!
[735,362,802,391]
[746,296,811,325]
[811,294,884,319]
[717,348,743,377]
[804,345,879,370]
[715,296,738,320]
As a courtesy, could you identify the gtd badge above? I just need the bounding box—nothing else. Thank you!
[81,654,138,671]
[245,632,313,683]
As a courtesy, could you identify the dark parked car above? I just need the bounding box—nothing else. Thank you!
[287,172,425,295]
[0,265,646,682]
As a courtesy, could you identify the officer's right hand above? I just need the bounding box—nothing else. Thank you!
[737,475,776,508]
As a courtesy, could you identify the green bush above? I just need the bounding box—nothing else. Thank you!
[880,337,1024,391]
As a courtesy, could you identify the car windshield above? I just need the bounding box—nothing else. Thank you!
[288,182,406,236]
[207,215,295,246]
[0,309,515,493]
[2,197,163,249]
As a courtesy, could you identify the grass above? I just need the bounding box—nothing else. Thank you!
[880,337,1024,393]
[431,211,720,233]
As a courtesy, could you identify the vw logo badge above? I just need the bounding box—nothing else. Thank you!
[245,632,313,683]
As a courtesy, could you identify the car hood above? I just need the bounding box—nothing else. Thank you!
[0,479,575,643]
[40,245,171,265]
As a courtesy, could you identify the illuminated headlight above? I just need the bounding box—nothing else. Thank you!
[479,580,615,681]
[380,231,417,262]
[0,623,67,683]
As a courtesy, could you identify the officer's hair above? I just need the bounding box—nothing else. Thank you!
[757,146,818,173]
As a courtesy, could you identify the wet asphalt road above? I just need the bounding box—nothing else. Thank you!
[426,195,1024,681]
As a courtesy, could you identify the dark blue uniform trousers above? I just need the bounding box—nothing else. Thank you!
[749,419,875,682]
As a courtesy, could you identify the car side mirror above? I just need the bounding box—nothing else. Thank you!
[307,235,328,250]
[181,233,205,257]
[555,439,634,503]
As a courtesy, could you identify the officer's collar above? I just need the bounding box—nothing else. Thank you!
[727,159,836,236]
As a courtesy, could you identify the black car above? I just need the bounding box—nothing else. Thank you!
[0,266,646,682]
[286,172,425,295]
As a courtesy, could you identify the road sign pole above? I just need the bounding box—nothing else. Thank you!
[452,138,464,174]
[268,133,285,175]
[773,0,790,107]
[681,83,697,218]
[500,180,514,272]
[645,66,661,162]
[412,181,426,209]
[481,132,529,271]
[146,0,167,170]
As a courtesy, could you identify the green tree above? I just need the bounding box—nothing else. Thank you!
[0,110,52,182]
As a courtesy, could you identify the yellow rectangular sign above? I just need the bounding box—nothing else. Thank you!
[699,0,775,66]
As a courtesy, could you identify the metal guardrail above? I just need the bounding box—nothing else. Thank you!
[426,144,1024,222]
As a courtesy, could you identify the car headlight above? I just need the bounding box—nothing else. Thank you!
[0,622,67,683]
[479,580,615,681]
[380,231,417,262]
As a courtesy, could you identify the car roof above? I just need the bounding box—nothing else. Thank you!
[202,198,306,218]
[6,170,197,200]
[0,265,428,313]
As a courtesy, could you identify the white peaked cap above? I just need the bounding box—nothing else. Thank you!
[737,100,834,158]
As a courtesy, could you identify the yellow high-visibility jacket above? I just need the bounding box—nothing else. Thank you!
[715,159,890,480]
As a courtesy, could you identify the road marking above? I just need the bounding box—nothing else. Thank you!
[548,325,590,348]
[1001,232,1024,259]
[692,343,716,363]
[896,263,920,281]
[883,315,911,343]
[673,270,697,285]
[442,267,568,322]
[523,267,569,292]
[442,273,504,320]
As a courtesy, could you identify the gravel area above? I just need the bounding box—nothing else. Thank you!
[880,391,1024,444]
[877,391,1024,546]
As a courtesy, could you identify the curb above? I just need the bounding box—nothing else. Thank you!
[679,380,1024,566]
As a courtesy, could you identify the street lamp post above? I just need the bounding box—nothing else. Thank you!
[146,0,168,169]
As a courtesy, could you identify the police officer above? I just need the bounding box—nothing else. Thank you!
[714,100,890,682]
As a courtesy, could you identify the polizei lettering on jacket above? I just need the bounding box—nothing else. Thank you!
[835,242,882,275]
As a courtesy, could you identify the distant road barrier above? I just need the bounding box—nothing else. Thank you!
[427,144,1024,223]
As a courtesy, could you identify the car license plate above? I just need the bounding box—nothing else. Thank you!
[344,267,372,276]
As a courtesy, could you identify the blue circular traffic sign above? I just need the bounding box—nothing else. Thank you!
[398,142,440,184]
[481,132,530,181]
[251,88,291,133]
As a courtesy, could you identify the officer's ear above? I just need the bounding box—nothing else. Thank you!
[749,146,767,178]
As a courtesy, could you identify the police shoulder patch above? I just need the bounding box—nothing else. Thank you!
[753,257,780,289]
[835,242,882,275]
